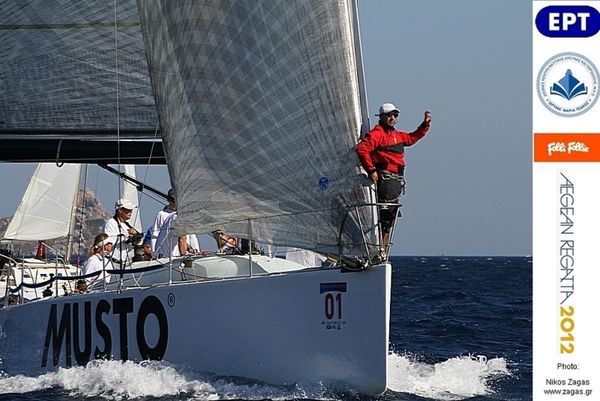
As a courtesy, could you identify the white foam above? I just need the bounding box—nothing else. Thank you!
[0,353,511,399]
[387,352,511,400]
[0,360,331,400]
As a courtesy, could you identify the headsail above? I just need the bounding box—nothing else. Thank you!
[1,163,80,242]
[138,0,378,257]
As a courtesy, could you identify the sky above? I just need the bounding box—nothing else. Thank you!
[0,0,532,256]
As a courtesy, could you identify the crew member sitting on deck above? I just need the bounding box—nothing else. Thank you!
[141,227,154,260]
[81,233,115,290]
[212,230,239,254]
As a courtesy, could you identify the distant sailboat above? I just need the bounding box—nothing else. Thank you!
[0,163,81,299]
[0,163,142,300]
[2,164,80,245]
[0,0,391,395]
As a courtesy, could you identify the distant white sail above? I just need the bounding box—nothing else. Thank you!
[138,0,378,257]
[2,163,80,241]
[122,164,142,232]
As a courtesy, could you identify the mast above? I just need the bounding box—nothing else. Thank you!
[351,0,370,138]
[65,166,83,263]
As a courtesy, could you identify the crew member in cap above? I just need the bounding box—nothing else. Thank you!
[357,102,432,254]
[103,198,140,265]
[81,233,116,291]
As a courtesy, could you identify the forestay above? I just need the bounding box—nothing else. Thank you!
[138,0,378,257]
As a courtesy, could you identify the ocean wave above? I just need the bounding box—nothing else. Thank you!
[386,351,511,400]
[0,360,332,400]
[0,353,512,401]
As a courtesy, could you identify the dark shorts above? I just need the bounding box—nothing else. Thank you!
[377,171,405,202]
[377,172,405,232]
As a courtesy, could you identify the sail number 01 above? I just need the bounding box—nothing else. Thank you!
[324,293,342,320]
[560,305,575,354]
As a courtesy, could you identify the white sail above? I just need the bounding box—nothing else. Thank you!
[138,0,378,258]
[2,163,80,242]
[122,165,142,232]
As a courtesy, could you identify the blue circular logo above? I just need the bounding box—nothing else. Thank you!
[319,177,330,190]
[537,52,599,117]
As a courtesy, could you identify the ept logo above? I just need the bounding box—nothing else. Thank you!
[536,6,600,37]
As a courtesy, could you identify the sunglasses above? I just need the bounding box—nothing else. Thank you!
[121,208,133,214]
[386,113,399,118]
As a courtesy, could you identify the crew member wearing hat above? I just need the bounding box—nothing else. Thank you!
[357,103,432,253]
[103,198,140,265]
[80,233,116,291]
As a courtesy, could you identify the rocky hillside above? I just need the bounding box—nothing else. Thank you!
[0,189,110,259]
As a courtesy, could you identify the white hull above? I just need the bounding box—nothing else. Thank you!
[0,261,391,395]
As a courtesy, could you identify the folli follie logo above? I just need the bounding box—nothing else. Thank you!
[534,134,600,162]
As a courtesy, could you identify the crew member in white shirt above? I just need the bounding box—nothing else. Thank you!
[152,189,201,257]
[81,233,115,290]
[151,189,176,253]
[104,198,139,265]
[155,214,203,258]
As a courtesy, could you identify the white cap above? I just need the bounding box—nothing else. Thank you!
[115,198,137,210]
[376,102,400,116]
[94,235,117,248]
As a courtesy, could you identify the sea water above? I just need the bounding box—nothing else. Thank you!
[0,256,532,401]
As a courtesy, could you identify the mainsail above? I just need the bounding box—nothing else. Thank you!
[0,0,163,164]
[1,163,80,242]
[138,0,378,257]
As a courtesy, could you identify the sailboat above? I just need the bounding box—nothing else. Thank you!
[0,0,391,395]
[0,163,144,300]
[0,163,82,299]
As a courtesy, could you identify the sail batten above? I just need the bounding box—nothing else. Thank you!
[139,0,377,257]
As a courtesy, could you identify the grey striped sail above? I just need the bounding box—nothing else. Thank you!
[138,0,378,258]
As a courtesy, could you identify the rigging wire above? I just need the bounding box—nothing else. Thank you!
[139,123,163,214]
[113,0,122,199]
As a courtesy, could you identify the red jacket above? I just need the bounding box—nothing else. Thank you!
[356,122,430,174]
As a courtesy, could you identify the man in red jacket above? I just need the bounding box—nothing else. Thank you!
[357,102,432,254]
